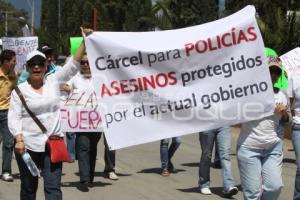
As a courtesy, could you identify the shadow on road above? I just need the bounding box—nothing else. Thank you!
[181,162,198,167]
[61,181,112,192]
[177,185,242,199]
[137,167,185,174]
[12,173,20,180]
[74,172,132,178]
[177,186,199,193]
[283,158,296,164]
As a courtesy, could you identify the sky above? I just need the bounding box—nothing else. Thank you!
[219,0,225,11]
[8,0,41,27]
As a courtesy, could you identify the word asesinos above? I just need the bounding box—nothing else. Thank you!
[101,71,177,97]
[94,49,181,71]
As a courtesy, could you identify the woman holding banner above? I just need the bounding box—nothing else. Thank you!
[288,68,300,200]
[237,59,290,200]
[0,49,17,182]
[7,27,92,200]
[160,137,181,176]
[66,54,118,188]
[198,127,238,197]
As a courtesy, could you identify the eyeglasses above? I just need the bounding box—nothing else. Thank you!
[27,62,45,68]
[80,60,89,65]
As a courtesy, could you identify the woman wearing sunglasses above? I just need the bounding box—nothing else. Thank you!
[66,54,118,188]
[7,28,92,200]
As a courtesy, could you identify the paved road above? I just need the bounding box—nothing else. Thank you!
[0,127,297,200]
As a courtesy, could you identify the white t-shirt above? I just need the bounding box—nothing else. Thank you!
[238,90,289,149]
[8,57,80,152]
[66,73,97,107]
[68,73,94,93]
[288,73,300,124]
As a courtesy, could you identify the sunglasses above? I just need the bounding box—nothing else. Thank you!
[80,60,89,65]
[27,61,45,68]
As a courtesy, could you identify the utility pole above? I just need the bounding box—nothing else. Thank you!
[218,0,226,18]
[26,0,34,35]
[58,0,62,53]
[5,11,8,36]
[93,8,97,31]
[2,11,13,36]
[31,0,34,35]
[58,0,61,30]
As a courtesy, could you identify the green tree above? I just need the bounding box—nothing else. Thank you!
[39,0,94,54]
[0,0,28,37]
[39,0,58,46]
[97,0,154,31]
[39,0,154,54]
[123,0,155,31]
[153,0,218,30]
[225,0,300,54]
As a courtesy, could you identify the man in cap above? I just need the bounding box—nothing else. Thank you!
[0,50,17,181]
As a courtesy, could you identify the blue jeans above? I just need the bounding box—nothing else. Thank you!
[76,132,116,182]
[237,141,283,200]
[292,123,300,200]
[276,121,286,139]
[214,142,220,163]
[160,137,181,169]
[198,126,235,191]
[66,132,76,161]
[76,132,101,183]
[15,148,62,200]
[0,110,14,174]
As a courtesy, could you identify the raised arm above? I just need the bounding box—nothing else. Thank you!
[55,27,93,82]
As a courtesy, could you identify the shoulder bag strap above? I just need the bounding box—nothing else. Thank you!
[14,86,47,133]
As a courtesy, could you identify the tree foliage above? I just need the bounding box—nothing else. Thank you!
[225,0,300,54]
[153,0,218,29]
[39,0,155,54]
[39,0,94,54]
[35,0,300,55]
[0,0,28,37]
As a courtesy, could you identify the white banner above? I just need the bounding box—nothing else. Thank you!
[60,89,103,132]
[2,37,38,72]
[85,6,275,150]
[280,47,300,77]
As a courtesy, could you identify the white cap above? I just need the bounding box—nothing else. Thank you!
[26,50,46,62]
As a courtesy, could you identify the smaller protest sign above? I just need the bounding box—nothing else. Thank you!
[70,37,83,55]
[280,47,300,77]
[60,88,103,132]
[1,37,38,72]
